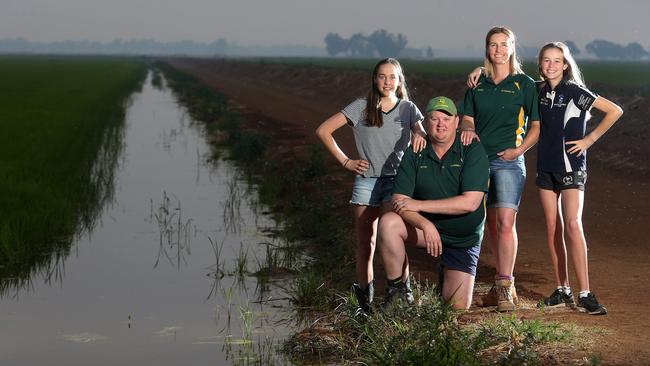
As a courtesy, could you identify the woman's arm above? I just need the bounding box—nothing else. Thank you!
[460,115,480,145]
[498,120,540,160]
[566,96,624,156]
[315,112,369,174]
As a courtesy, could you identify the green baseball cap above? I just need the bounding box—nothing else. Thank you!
[425,96,457,116]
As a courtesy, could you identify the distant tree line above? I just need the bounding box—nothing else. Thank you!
[544,39,647,60]
[0,38,227,55]
[585,39,648,60]
[325,29,432,58]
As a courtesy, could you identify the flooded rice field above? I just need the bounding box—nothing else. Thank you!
[0,73,292,365]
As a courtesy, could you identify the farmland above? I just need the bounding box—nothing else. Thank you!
[245,56,650,89]
[0,56,146,288]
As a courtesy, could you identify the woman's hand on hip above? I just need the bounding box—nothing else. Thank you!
[497,148,521,161]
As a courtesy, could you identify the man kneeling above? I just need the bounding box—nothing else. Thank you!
[379,96,489,310]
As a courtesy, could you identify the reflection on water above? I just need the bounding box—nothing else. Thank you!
[150,191,194,270]
[0,88,132,299]
[0,73,293,365]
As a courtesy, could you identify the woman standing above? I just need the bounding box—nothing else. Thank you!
[534,42,622,314]
[459,26,540,312]
[316,58,426,313]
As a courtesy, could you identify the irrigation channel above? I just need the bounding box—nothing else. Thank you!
[0,72,293,365]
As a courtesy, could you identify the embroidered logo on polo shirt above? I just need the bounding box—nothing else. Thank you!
[419,165,428,169]
[449,164,462,168]
[501,89,515,94]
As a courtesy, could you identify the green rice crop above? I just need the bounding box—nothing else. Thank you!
[0,56,147,294]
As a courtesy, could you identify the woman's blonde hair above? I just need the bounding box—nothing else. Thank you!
[483,26,524,78]
[537,41,585,86]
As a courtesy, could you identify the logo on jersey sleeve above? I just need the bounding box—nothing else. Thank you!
[577,94,594,110]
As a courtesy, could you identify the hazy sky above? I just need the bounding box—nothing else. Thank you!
[2,0,648,50]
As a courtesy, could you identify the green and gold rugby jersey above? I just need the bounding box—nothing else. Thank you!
[459,74,539,160]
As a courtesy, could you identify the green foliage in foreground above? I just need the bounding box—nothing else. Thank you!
[285,284,571,365]
[0,56,147,292]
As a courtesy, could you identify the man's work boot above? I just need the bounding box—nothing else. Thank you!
[383,277,414,309]
[352,280,374,314]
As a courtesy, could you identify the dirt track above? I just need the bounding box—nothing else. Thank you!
[166,58,650,364]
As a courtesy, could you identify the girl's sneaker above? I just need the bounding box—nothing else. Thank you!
[577,293,607,315]
[538,288,575,308]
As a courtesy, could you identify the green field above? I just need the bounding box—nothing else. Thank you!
[0,56,146,291]
[249,57,650,89]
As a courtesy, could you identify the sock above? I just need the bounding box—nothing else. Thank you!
[579,290,590,298]
[497,274,514,281]
[556,286,564,293]
[563,287,572,296]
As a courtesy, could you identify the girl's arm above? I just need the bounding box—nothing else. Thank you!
[315,112,369,174]
[410,120,427,153]
[566,96,624,156]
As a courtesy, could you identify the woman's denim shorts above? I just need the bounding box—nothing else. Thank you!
[350,176,394,207]
[487,155,526,210]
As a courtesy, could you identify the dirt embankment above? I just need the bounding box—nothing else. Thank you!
[165,58,650,365]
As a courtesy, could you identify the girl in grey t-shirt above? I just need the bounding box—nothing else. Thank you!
[316,58,425,312]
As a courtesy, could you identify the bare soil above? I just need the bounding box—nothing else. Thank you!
[165,58,650,365]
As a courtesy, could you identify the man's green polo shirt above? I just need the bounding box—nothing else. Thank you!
[393,134,489,248]
[459,73,540,160]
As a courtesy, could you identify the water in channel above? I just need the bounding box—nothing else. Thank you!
[0,72,293,365]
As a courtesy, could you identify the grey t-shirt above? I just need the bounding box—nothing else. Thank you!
[342,98,424,178]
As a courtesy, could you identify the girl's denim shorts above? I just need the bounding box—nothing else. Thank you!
[350,175,394,207]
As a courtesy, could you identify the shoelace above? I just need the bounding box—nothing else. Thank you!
[499,285,513,301]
